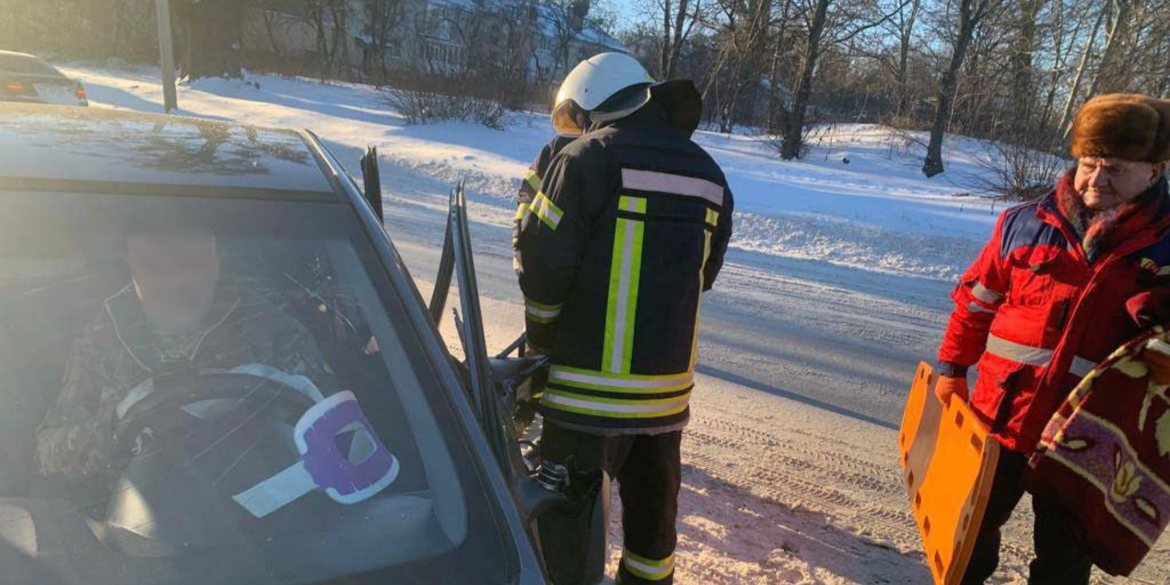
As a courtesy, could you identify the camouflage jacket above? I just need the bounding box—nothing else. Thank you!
[36,284,333,480]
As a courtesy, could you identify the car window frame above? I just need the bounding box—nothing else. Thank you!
[0,55,62,77]
[307,135,546,584]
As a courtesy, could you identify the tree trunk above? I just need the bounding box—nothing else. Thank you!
[922,0,982,177]
[1037,1,1077,133]
[328,0,349,80]
[177,0,243,80]
[665,0,692,79]
[660,0,672,77]
[767,0,793,132]
[719,0,771,132]
[1080,0,1131,109]
[1056,4,1106,139]
[780,0,829,160]
[896,0,921,119]
[1009,0,1042,140]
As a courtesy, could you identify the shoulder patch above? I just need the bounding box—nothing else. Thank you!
[999,200,1065,259]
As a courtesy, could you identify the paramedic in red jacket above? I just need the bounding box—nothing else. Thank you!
[937,94,1170,585]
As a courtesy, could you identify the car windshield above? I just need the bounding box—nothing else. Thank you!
[0,190,515,585]
[0,55,60,76]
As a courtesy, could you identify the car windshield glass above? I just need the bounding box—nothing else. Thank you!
[0,191,515,585]
[0,56,60,76]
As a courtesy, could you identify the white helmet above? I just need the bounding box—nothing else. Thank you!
[552,52,656,136]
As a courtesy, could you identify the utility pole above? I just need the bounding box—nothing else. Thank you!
[156,0,178,113]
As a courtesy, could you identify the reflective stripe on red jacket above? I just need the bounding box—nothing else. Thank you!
[939,178,1170,453]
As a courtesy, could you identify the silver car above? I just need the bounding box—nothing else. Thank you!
[0,103,577,585]
[0,51,87,107]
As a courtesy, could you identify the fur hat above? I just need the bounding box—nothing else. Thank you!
[1072,94,1170,163]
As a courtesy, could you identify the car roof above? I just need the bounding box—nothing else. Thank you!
[0,103,340,201]
[0,51,64,76]
[0,50,41,60]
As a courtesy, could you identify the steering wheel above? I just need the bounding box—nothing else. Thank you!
[114,372,318,456]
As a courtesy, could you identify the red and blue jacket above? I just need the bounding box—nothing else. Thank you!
[939,177,1170,453]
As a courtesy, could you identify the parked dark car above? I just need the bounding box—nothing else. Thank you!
[0,51,87,106]
[0,103,599,585]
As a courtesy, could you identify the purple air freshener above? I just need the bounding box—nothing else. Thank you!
[233,391,400,518]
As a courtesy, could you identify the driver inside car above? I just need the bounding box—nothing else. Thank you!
[35,228,335,483]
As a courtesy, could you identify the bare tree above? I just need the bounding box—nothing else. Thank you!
[1035,0,1085,134]
[764,0,796,130]
[893,0,922,118]
[658,0,705,78]
[303,0,353,80]
[363,0,408,85]
[541,0,592,81]
[1082,0,1132,99]
[175,0,244,80]
[1054,1,1106,138]
[779,0,911,159]
[713,0,773,134]
[922,0,1006,177]
[1008,0,1044,138]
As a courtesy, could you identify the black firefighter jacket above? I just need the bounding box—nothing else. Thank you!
[514,102,734,435]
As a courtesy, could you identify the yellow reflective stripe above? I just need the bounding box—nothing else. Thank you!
[619,195,647,214]
[549,368,694,394]
[523,169,563,230]
[604,214,644,373]
[531,192,563,230]
[692,226,713,368]
[524,169,542,192]
[542,389,690,419]
[514,201,531,220]
[525,297,562,312]
[623,550,674,580]
[705,208,719,227]
[524,297,563,324]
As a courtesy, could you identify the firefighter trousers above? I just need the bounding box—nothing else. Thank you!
[538,421,682,585]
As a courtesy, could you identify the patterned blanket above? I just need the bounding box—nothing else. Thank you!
[1025,326,1170,576]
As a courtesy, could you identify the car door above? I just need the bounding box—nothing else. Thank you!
[431,182,611,585]
[431,181,532,474]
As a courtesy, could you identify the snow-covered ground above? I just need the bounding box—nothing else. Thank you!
[53,63,1166,585]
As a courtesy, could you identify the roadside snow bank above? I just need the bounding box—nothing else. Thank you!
[732,210,982,281]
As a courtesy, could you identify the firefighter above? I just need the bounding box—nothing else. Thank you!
[514,133,575,308]
[515,134,576,245]
[513,52,734,585]
[936,93,1170,584]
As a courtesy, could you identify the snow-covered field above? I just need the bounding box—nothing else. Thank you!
[53,63,1167,585]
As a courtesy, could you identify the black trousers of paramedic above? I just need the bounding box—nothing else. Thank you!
[538,422,681,585]
[960,450,1093,585]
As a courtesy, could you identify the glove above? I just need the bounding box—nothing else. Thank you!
[934,375,969,405]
